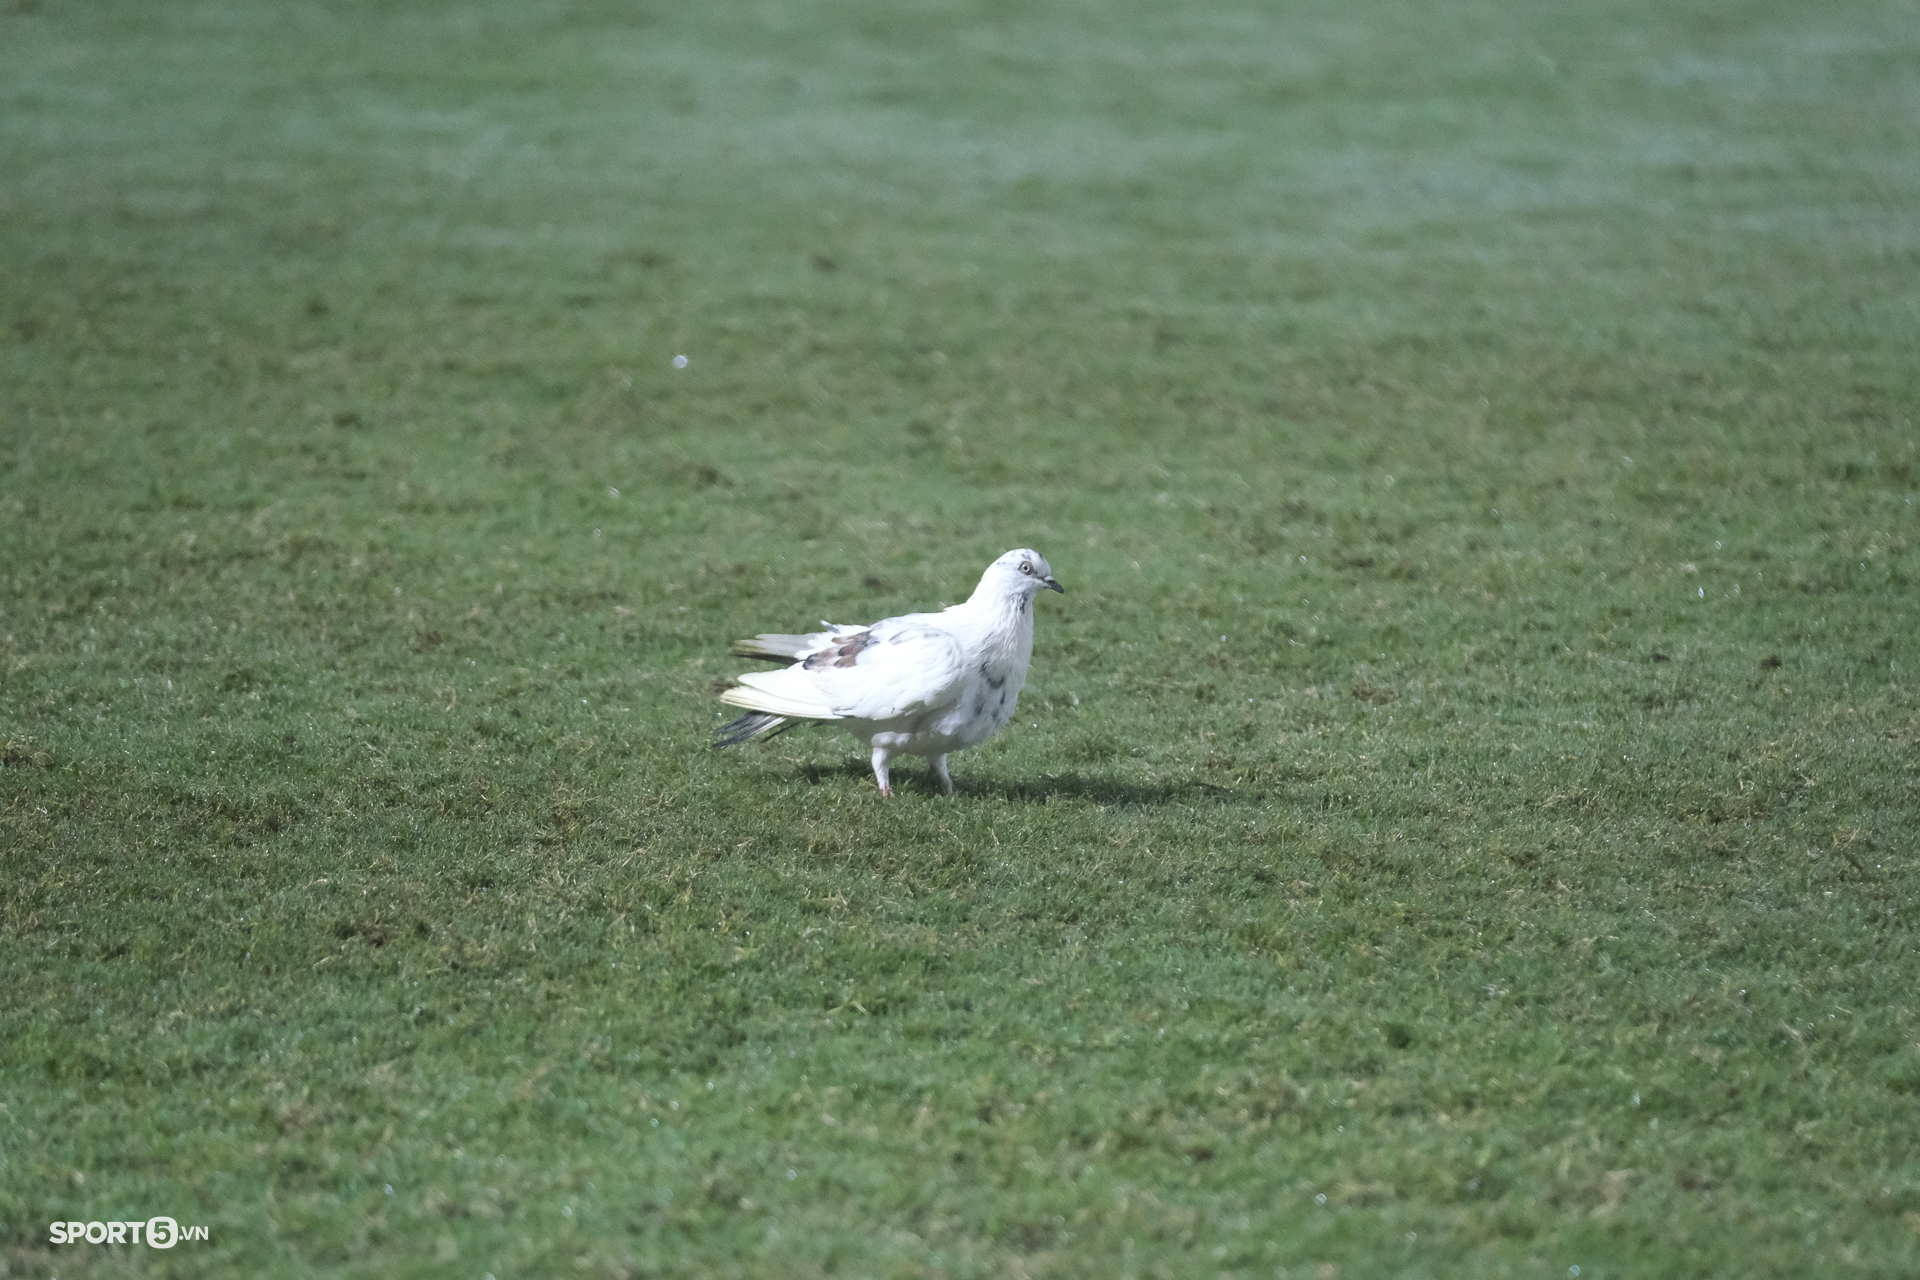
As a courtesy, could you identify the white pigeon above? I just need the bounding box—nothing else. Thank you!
[715,549,1064,796]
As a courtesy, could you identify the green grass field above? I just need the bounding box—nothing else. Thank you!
[4,1,1919,1275]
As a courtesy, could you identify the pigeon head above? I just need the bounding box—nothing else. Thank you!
[978,548,1064,600]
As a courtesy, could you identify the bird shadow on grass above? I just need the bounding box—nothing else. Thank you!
[974,773,1248,808]
[771,759,1246,808]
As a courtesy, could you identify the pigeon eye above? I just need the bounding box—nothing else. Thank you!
[1020,562,1033,574]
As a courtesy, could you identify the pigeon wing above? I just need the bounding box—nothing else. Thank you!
[800,618,966,721]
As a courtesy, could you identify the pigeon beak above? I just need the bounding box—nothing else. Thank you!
[1043,576,1065,594]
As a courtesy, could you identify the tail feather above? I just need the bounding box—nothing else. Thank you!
[729,623,863,662]
[729,632,823,662]
[717,634,848,750]
[715,710,794,749]
[720,672,840,720]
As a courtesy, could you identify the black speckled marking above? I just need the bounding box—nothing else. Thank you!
[986,673,1007,691]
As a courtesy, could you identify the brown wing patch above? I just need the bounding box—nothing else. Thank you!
[803,630,874,670]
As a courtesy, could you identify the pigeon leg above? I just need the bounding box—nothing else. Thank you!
[929,754,954,797]
[871,746,893,797]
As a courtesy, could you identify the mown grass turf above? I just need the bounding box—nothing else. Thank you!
[3,0,1919,1276]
